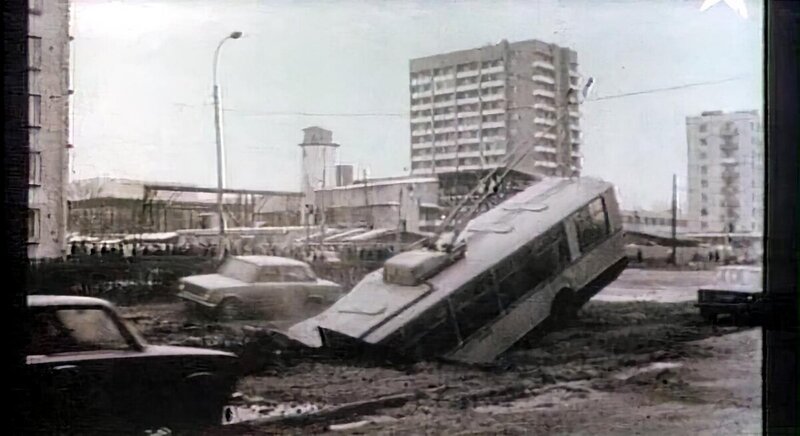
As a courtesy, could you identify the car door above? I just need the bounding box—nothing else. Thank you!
[248,265,289,318]
[26,307,136,431]
[280,265,327,321]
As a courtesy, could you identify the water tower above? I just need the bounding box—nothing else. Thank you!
[299,126,339,214]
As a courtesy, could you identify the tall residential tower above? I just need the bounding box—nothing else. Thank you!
[27,0,71,259]
[686,110,764,234]
[408,39,582,184]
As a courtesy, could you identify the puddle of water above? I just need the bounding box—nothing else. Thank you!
[223,402,321,425]
[613,361,683,381]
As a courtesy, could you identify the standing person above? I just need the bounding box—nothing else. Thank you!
[122,242,134,262]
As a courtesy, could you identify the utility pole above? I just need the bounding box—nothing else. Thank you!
[319,155,327,249]
[396,188,403,245]
[212,31,242,257]
[363,168,371,228]
[670,173,678,265]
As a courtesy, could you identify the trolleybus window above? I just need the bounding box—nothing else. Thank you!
[575,197,610,252]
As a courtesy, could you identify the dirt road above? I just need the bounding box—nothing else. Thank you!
[120,269,761,434]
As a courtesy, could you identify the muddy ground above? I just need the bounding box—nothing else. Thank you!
[119,269,761,435]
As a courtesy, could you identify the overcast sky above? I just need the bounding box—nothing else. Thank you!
[71,0,763,210]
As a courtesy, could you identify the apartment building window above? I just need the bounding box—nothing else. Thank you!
[28,36,42,70]
[28,208,41,242]
[699,124,707,133]
[701,180,708,188]
[700,152,707,159]
[29,94,42,127]
[29,0,43,14]
[29,152,42,186]
[701,166,707,175]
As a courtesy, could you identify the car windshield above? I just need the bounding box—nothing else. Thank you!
[27,307,132,355]
[218,258,260,283]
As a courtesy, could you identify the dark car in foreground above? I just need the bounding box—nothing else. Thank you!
[24,295,238,434]
[696,266,763,324]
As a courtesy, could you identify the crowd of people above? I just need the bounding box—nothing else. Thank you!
[67,238,399,264]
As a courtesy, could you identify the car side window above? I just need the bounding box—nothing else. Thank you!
[257,266,282,283]
[281,266,314,282]
[27,311,80,356]
[55,309,131,352]
[28,308,130,355]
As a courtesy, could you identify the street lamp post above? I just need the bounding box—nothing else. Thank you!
[213,31,242,238]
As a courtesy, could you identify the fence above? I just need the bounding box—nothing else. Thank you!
[28,255,386,306]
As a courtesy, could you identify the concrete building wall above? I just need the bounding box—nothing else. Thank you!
[315,177,439,232]
[27,0,70,259]
[409,39,580,179]
[686,110,763,234]
[621,209,689,236]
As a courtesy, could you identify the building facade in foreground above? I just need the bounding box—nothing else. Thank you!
[27,0,71,259]
[408,39,581,180]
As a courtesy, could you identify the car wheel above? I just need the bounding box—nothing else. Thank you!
[550,289,577,326]
[700,309,717,324]
[217,298,244,321]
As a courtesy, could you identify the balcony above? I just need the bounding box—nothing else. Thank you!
[484,148,507,156]
[534,103,556,112]
[456,96,481,105]
[534,145,557,154]
[534,132,557,140]
[569,110,580,118]
[534,117,557,127]
[411,141,433,150]
[482,65,504,75]
[481,93,506,103]
[533,89,556,99]
[481,107,505,116]
[411,102,433,111]
[480,80,505,89]
[482,121,506,129]
[433,113,456,121]
[483,135,506,143]
[433,100,456,109]
[411,154,433,162]
[532,60,555,70]
[457,82,480,91]
[411,90,433,99]
[411,128,433,135]
[569,70,579,78]
[456,69,480,79]
[532,75,556,85]
[534,160,559,168]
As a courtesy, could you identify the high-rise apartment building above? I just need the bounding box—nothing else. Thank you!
[686,110,764,234]
[26,0,71,259]
[408,39,581,181]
